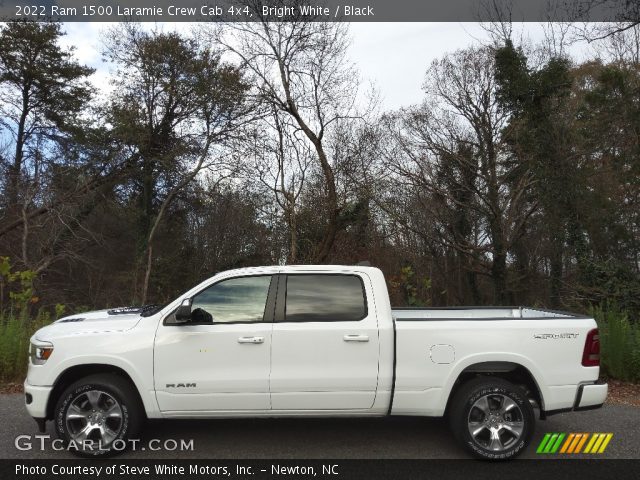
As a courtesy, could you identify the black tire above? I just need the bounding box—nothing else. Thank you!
[54,373,143,457]
[449,377,535,460]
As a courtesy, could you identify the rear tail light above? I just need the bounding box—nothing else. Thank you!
[582,328,600,367]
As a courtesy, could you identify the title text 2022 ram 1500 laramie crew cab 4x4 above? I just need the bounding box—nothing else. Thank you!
[24,265,607,459]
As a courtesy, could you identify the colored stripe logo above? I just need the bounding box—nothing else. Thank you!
[537,433,613,454]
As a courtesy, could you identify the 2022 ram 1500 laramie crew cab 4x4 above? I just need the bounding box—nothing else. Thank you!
[24,265,607,459]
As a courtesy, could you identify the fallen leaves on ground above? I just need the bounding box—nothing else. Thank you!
[606,379,640,407]
[0,383,24,394]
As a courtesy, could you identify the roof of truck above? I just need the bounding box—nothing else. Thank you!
[216,265,380,277]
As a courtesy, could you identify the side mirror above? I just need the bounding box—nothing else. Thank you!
[174,298,192,323]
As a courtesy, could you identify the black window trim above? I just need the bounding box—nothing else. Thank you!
[274,273,368,323]
[163,274,277,326]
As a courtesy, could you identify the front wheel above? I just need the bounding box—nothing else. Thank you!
[54,373,143,456]
[449,377,535,460]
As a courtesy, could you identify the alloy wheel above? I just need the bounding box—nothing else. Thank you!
[467,393,525,452]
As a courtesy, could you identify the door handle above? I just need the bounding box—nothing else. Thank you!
[343,334,369,342]
[238,336,264,344]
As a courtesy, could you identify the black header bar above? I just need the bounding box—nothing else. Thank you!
[3,459,640,480]
[1,0,639,22]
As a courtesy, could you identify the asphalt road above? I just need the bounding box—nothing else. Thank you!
[0,394,638,459]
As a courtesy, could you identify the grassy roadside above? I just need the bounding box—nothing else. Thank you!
[0,312,52,385]
[593,306,640,383]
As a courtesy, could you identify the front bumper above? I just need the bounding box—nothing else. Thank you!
[24,381,52,421]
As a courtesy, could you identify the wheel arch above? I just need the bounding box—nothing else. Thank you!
[46,364,147,420]
[444,360,545,417]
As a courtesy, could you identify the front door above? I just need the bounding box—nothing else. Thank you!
[154,274,275,412]
[269,273,380,410]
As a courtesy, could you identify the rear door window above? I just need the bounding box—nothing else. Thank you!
[284,274,367,322]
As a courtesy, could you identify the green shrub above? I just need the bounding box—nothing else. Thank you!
[0,257,55,384]
[0,310,52,383]
[591,305,640,383]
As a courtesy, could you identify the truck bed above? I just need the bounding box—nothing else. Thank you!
[392,306,584,320]
[388,305,599,417]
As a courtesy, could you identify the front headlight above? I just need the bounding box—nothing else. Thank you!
[30,341,54,365]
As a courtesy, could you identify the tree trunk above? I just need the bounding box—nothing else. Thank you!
[140,144,211,304]
[287,210,298,264]
[465,256,481,304]
[139,156,156,303]
[491,250,508,305]
[141,244,154,305]
[311,144,338,263]
[8,87,30,209]
[549,232,564,308]
[275,58,339,264]
[141,157,155,252]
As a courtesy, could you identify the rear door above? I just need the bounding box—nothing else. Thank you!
[269,272,380,410]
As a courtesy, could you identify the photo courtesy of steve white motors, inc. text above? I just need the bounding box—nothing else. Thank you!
[15,463,338,476]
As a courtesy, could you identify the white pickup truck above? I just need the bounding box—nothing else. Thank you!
[24,265,607,459]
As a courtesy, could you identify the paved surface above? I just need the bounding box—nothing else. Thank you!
[0,394,638,459]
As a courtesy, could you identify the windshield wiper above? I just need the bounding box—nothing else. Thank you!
[140,303,166,317]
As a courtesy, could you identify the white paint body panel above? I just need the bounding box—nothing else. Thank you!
[579,383,608,408]
[270,270,380,410]
[391,318,599,415]
[25,265,605,422]
[154,322,273,411]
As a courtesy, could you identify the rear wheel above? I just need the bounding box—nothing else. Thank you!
[449,377,534,460]
[54,374,143,456]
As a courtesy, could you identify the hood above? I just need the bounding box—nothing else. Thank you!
[34,308,144,340]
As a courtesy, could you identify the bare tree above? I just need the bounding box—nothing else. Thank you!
[380,47,538,303]
[569,0,639,42]
[478,0,515,45]
[589,23,640,63]
[541,22,573,58]
[245,107,312,263]
[213,3,364,262]
[103,24,255,303]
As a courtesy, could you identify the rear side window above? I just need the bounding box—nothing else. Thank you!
[284,274,367,322]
